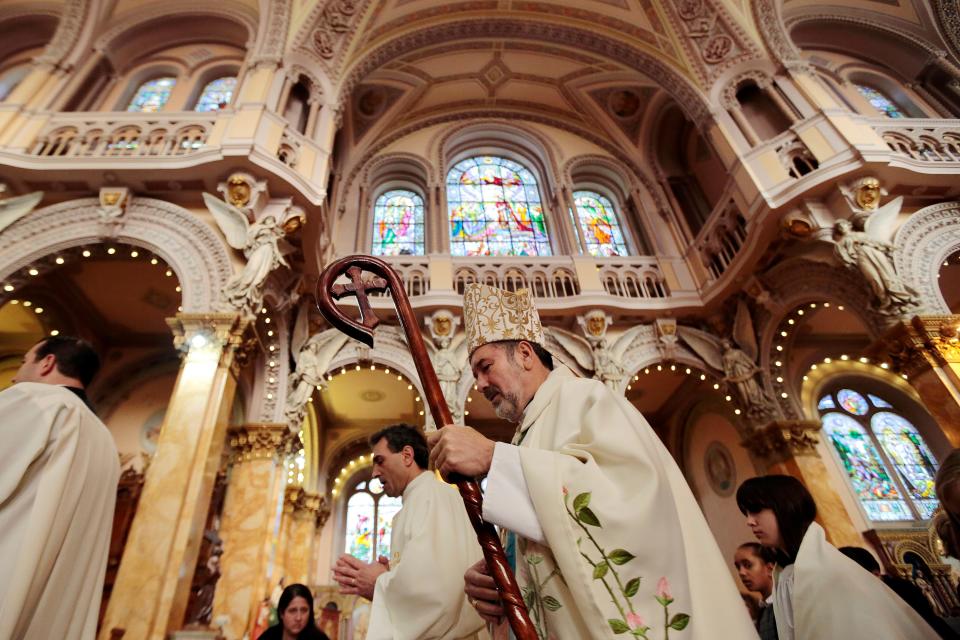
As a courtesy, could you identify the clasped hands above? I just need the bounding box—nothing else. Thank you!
[332,554,389,600]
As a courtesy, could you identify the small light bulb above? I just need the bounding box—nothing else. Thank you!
[28,268,39,276]
[2,284,12,292]
[107,247,116,255]
[83,250,92,258]
[130,250,139,258]
[55,257,64,265]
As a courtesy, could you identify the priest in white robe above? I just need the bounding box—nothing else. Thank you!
[428,284,759,640]
[0,336,120,639]
[333,424,485,640]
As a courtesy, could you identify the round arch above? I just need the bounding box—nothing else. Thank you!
[894,201,960,315]
[0,196,233,312]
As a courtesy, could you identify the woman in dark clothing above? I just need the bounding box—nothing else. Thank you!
[258,583,330,640]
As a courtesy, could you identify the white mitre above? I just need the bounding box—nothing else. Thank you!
[463,283,545,355]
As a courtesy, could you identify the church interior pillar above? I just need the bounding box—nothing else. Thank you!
[869,315,960,447]
[278,487,326,586]
[211,424,291,640]
[100,313,253,640]
[743,420,863,548]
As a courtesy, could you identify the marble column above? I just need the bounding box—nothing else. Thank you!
[211,424,292,640]
[100,313,255,640]
[743,419,863,548]
[278,487,327,585]
[869,315,960,447]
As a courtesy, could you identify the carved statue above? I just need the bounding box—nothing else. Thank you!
[425,311,467,422]
[547,310,648,390]
[831,196,917,315]
[285,326,350,429]
[677,300,777,419]
[0,188,44,235]
[204,192,294,315]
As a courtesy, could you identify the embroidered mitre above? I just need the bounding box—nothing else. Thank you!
[463,283,545,355]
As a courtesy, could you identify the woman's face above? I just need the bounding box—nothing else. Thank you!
[733,547,774,595]
[744,508,784,551]
[281,595,311,636]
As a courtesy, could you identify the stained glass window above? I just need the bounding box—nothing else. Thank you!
[819,387,940,522]
[821,412,911,521]
[195,76,236,112]
[872,412,939,519]
[344,477,401,563]
[446,156,550,256]
[838,389,869,415]
[854,84,905,119]
[372,190,425,256]
[573,190,629,257]
[127,77,176,112]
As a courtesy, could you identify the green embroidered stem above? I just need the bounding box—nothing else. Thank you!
[565,503,637,614]
[578,548,627,620]
[528,560,548,633]
[664,601,669,640]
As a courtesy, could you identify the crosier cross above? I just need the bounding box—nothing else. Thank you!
[330,266,388,335]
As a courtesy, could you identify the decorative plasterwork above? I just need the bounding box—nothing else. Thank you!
[933,1,960,61]
[249,0,292,67]
[228,423,292,463]
[741,420,822,460]
[0,197,233,313]
[352,83,405,142]
[293,0,372,76]
[720,70,771,109]
[871,315,960,380]
[751,0,801,65]
[894,201,960,316]
[337,20,713,126]
[662,0,761,85]
[35,0,90,68]
[284,486,329,528]
[587,86,655,142]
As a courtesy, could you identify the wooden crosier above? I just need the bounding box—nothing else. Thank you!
[315,255,536,640]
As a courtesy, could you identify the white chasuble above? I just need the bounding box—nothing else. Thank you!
[497,366,758,640]
[0,383,120,639]
[782,522,938,639]
[366,470,486,640]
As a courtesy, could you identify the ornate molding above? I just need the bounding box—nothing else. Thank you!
[720,70,772,109]
[284,486,329,528]
[35,0,90,68]
[751,0,801,65]
[742,420,821,459]
[249,0,291,67]
[933,1,960,62]
[228,424,292,463]
[0,197,233,313]
[870,315,960,379]
[894,201,960,316]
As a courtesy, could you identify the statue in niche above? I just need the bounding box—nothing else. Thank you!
[425,311,467,422]
[285,320,351,429]
[547,310,648,390]
[831,195,918,315]
[678,300,777,420]
[204,192,297,315]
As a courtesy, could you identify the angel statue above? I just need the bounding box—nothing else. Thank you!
[547,310,648,390]
[0,188,44,236]
[285,328,350,429]
[831,196,917,315]
[677,300,777,420]
[203,192,293,315]
[425,311,467,422]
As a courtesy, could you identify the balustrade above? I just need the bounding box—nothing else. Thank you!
[28,114,216,158]
[872,118,960,163]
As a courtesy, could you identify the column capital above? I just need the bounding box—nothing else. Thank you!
[284,486,330,528]
[869,315,960,377]
[228,423,293,463]
[167,312,258,366]
[742,419,821,460]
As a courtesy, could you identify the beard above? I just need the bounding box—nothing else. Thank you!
[487,386,523,423]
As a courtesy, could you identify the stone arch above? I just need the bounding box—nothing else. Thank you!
[0,196,233,313]
[751,0,801,64]
[616,326,716,397]
[894,201,960,315]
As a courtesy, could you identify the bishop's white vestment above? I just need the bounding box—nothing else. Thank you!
[366,470,486,640]
[483,366,759,640]
[774,522,938,639]
[0,383,120,639]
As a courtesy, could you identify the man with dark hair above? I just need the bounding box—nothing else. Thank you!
[0,336,119,639]
[427,284,758,639]
[331,424,484,639]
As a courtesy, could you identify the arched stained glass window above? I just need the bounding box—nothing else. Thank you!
[344,478,400,563]
[446,156,550,256]
[127,77,176,112]
[818,387,939,522]
[372,190,425,256]
[871,412,939,519]
[854,84,905,119]
[573,190,629,257]
[195,76,236,112]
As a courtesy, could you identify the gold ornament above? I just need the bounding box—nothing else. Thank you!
[463,283,544,355]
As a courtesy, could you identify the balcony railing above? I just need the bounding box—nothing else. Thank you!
[871,118,960,163]
[28,112,217,158]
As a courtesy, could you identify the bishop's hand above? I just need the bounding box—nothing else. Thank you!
[332,554,389,600]
[464,558,505,624]
[426,425,495,479]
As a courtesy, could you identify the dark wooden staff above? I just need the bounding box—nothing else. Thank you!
[316,254,537,640]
